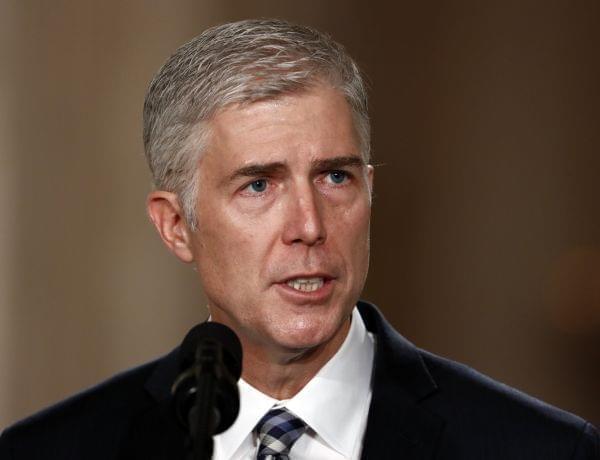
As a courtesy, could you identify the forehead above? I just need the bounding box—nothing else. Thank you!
[202,85,362,170]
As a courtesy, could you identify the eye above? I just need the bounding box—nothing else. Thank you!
[327,170,348,184]
[245,179,268,193]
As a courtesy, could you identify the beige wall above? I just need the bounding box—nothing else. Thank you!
[2,1,599,428]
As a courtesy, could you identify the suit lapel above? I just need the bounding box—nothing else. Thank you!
[358,302,445,460]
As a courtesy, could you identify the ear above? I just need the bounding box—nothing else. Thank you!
[146,191,195,263]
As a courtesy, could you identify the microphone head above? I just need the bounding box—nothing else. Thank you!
[173,321,243,435]
[179,322,243,380]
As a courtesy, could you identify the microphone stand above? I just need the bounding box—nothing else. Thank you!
[173,322,242,460]
[187,342,221,460]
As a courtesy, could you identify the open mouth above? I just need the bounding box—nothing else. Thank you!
[285,277,325,292]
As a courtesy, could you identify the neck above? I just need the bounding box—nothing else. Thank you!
[241,320,350,400]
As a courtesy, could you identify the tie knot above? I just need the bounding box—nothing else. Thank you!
[255,407,308,460]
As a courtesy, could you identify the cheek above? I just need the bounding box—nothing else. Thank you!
[331,201,371,282]
[194,207,277,285]
[331,198,371,244]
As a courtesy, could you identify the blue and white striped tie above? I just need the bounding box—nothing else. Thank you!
[255,407,308,460]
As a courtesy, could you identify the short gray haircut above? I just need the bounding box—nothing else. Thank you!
[143,18,370,229]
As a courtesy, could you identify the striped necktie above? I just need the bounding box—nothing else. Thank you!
[255,407,308,459]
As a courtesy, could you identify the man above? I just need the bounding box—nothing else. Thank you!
[0,18,597,460]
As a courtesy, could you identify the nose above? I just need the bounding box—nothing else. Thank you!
[282,183,327,246]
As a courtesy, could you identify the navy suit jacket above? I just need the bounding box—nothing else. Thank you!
[1,301,598,459]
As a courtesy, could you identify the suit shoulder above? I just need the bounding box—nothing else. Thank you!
[0,354,167,458]
[420,350,599,457]
[420,349,585,425]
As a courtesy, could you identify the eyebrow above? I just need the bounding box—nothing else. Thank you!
[228,155,366,182]
[312,155,365,171]
[228,162,287,182]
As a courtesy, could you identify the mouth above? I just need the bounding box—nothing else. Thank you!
[285,277,325,292]
[275,273,335,303]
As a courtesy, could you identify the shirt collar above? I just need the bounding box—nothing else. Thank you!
[286,307,374,457]
[214,307,374,459]
[214,378,278,459]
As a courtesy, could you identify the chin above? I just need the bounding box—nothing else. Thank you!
[268,314,347,353]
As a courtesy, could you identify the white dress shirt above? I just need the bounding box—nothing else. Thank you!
[212,307,375,460]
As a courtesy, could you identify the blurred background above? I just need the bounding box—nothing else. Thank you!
[1,1,599,428]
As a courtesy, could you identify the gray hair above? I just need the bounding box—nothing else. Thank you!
[143,18,370,229]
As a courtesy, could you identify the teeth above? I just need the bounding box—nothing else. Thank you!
[286,277,324,292]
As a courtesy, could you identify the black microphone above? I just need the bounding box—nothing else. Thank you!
[172,322,243,460]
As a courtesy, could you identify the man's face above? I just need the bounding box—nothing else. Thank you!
[188,84,373,357]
